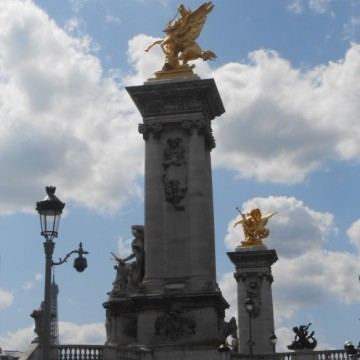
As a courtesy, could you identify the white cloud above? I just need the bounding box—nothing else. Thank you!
[117,236,133,259]
[221,196,359,335]
[0,0,143,214]
[288,0,304,14]
[69,0,90,13]
[219,272,237,321]
[273,249,360,320]
[126,34,165,85]
[309,0,331,13]
[21,273,43,290]
[346,218,360,253]
[225,196,336,258]
[344,17,360,41]
[21,282,33,290]
[0,325,33,351]
[0,322,105,351]
[0,288,13,309]
[211,44,360,183]
[59,322,105,344]
[288,0,332,14]
[1,0,360,216]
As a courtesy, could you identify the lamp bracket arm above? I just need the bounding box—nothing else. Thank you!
[53,250,79,266]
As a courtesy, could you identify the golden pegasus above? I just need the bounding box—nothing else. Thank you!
[234,208,277,248]
[145,2,216,78]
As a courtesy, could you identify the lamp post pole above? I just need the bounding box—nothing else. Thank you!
[269,331,277,353]
[248,310,253,355]
[36,186,88,360]
[244,297,255,355]
[43,240,55,360]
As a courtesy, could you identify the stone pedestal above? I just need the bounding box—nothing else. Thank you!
[227,248,278,354]
[103,78,229,356]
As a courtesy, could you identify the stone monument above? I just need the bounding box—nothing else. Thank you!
[227,208,278,354]
[103,3,232,359]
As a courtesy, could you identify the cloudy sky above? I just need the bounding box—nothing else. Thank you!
[0,0,360,353]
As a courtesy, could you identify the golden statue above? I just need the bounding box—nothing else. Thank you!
[145,2,217,79]
[234,208,277,248]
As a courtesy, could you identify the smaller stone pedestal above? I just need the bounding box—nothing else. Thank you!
[227,247,278,354]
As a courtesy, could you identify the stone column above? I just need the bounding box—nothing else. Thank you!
[186,118,216,291]
[227,248,278,354]
[123,78,229,348]
[141,124,165,292]
[126,78,224,293]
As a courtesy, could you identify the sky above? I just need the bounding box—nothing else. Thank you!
[0,0,360,353]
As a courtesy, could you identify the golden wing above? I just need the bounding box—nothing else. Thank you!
[173,2,214,47]
[260,212,278,226]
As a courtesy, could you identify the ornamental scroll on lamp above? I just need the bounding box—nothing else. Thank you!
[234,208,277,249]
[145,2,217,79]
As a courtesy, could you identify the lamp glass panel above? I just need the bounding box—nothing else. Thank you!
[39,211,61,237]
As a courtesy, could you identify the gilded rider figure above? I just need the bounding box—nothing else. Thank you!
[234,208,277,247]
[145,2,216,77]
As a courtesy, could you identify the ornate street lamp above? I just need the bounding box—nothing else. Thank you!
[244,297,255,355]
[37,186,65,241]
[269,331,277,353]
[344,341,359,360]
[36,186,88,360]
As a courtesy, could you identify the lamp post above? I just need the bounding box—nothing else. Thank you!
[344,341,360,360]
[244,297,255,355]
[269,331,277,353]
[36,186,89,360]
[217,344,231,360]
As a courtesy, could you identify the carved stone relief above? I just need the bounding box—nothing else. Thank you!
[246,280,261,318]
[155,305,196,341]
[182,119,215,150]
[138,123,162,140]
[162,137,188,211]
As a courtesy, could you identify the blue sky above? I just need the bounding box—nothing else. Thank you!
[0,0,360,352]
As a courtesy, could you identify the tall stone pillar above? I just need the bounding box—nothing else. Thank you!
[103,78,230,356]
[127,78,223,294]
[227,248,278,354]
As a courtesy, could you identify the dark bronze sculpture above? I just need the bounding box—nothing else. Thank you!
[287,323,317,350]
[109,225,145,297]
[220,317,238,349]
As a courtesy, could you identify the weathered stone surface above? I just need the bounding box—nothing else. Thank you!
[227,248,278,354]
[103,78,228,354]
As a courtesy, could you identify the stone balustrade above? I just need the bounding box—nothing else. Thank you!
[56,345,103,360]
[232,349,347,360]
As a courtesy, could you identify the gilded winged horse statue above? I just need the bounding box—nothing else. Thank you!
[145,2,216,77]
[234,208,277,247]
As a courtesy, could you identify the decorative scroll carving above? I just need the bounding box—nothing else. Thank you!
[162,138,188,210]
[234,272,246,282]
[234,270,273,283]
[155,305,196,341]
[257,270,274,283]
[138,123,162,140]
[182,119,216,150]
